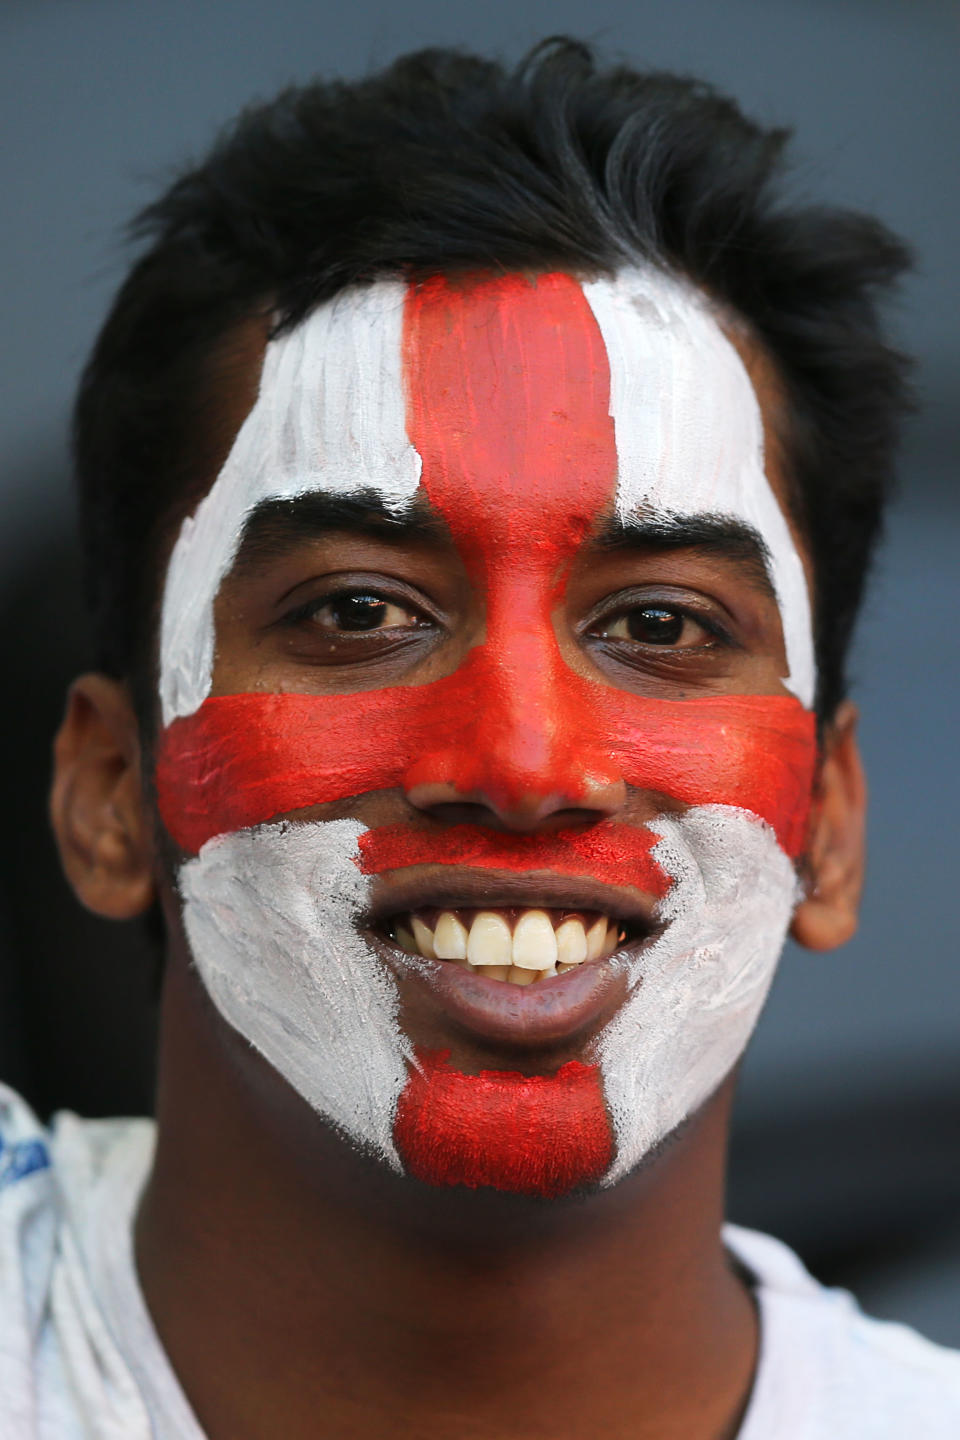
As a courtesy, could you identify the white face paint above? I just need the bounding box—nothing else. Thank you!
[159,281,421,725]
[180,820,409,1167]
[582,271,815,707]
[160,267,815,1189]
[600,807,798,1183]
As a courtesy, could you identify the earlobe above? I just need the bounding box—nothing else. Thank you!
[790,700,867,952]
[50,674,156,920]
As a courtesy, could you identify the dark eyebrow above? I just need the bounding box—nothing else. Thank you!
[231,489,447,571]
[593,511,776,597]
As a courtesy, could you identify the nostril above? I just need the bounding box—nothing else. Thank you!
[404,763,627,832]
[405,788,555,833]
[409,799,511,829]
[405,786,627,835]
[404,781,467,814]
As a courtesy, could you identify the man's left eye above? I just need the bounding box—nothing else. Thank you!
[309,592,424,633]
[597,605,711,647]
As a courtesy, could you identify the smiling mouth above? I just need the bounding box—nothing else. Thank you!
[377,906,640,985]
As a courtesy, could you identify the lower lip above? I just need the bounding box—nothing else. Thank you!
[373,938,635,1050]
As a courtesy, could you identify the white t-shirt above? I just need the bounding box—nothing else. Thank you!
[1,1081,959,1438]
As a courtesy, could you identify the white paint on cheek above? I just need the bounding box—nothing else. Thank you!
[159,282,423,725]
[178,818,410,1168]
[599,805,798,1185]
[582,269,815,708]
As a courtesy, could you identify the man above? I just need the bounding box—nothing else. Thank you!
[2,37,957,1439]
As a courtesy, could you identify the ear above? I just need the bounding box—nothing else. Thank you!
[50,674,156,919]
[790,700,866,952]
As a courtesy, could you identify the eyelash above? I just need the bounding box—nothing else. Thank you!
[280,587,736,657]
[282,588,432,630]
[586,599,735,651]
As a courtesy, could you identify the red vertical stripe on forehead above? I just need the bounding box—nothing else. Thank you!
[393,1050,612,1198]
[403,272,617,569]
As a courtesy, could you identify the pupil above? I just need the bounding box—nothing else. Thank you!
[627,606,684,645]
[332,594,388,631]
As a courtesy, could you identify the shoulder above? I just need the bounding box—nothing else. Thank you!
[0,1082,156,1439]
[0,1079,154,1230]
[727,1224,960,1439]
[0,1084,61,1434]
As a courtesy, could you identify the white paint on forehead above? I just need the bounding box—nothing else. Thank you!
[598,805,797,1184]
[179,817,410,1167]
[582,269,815,708]
[159,281,422,724]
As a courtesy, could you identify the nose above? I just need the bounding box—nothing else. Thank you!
[402,632,626,833]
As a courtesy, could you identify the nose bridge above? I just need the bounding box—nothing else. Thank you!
[474,603,577,809]
[399,271,625,821]
[404,583,622,817]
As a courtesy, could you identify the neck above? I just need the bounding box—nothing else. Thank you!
[136,958,756,1440]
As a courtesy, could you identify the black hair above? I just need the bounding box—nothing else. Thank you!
[74,37,912,720]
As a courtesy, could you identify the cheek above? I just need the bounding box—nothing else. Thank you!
[598,803,801,1183]
[178,818,411,1167]
[594,690,817,858]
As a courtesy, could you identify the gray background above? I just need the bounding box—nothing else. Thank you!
[1,0,957,1342]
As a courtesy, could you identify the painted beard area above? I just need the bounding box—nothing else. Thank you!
[156,270,817,1198]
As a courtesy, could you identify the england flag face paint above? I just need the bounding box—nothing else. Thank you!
[156,270,817,1196]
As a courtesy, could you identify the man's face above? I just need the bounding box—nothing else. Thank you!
[154,270,817,1196]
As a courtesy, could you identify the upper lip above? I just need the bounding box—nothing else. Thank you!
[367,867,661,933]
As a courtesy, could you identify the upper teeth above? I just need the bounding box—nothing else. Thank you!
[389,908,622,984]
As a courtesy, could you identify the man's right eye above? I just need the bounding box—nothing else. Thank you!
[306,592,426,633]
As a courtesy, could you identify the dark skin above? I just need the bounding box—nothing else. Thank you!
[50,311,866,1440]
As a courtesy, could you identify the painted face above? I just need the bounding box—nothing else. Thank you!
[156,270,817,1196]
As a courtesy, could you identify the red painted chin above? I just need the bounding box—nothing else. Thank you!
[393,1049,613,1198]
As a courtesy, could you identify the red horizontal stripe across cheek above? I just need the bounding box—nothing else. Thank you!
[616,691,817,859]
[155,684,816,858]
[393,1050,613,1197]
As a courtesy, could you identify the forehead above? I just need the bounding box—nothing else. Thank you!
[158,268,814,721]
